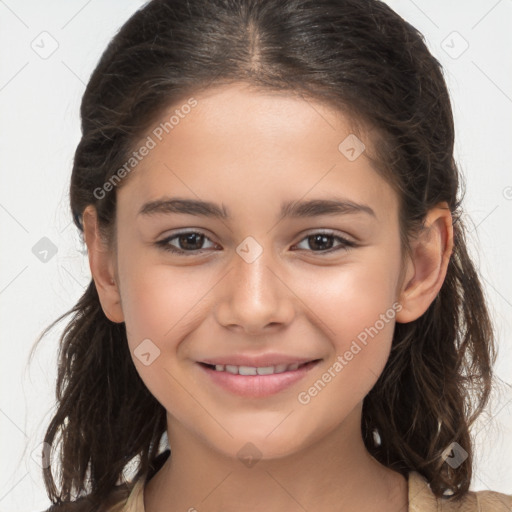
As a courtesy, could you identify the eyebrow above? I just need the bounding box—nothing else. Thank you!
[138,196,376,220]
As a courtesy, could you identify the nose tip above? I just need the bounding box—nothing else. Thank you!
[215,250,296,333]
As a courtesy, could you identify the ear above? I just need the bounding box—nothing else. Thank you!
[395,202,454,324]
[82,205,125,323]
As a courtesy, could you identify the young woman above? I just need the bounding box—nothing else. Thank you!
[34,0,511,510]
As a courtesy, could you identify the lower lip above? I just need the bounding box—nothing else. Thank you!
[197,360,321,398]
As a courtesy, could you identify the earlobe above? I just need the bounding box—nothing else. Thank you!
[395,202,454,324]
[82,205,125,323]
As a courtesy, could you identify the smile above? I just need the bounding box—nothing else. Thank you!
[197,359,322,398]
[200,360,316,375]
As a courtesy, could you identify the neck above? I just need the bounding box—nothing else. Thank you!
[144,404,408,512]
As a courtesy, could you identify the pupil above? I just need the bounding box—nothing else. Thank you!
[180,233,203,250]
[310,234,332,251]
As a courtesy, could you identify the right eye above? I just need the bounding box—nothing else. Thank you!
[291,231,357,254]
[155,231,219,255]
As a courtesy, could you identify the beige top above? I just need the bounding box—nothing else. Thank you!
[116,470,512,512]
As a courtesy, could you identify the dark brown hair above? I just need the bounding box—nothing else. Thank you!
[30,0,499,508]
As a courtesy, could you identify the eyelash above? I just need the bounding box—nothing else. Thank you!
[154,230,357,256]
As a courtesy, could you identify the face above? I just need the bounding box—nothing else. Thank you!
[103,83,408,460]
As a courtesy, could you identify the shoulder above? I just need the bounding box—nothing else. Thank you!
[471,489,512,511]
[40,484,132,512]
[39,450,171,512]
[408,471,512,511]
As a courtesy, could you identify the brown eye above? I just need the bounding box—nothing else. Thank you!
[176,232,205,250]
[155,231,218,255]
[292,231,357,254]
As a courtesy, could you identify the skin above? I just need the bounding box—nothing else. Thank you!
[83,82,453,512]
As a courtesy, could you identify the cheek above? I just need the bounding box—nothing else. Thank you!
[118,235,204,351]
[294,254,400,340]
[117,261,209,407]
[292,260,400,425]
[290,251,401,386]
[121,265,207,344]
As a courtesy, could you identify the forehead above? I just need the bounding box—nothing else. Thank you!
[116,82,397,224]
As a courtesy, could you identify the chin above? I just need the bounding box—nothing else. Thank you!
[205,421,316,463]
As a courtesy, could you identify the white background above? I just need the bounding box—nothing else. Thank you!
[0,1,511,510]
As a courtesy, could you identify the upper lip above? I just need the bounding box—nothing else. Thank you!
[198,353,321,367]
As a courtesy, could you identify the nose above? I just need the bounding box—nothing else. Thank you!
[214,241,296,335]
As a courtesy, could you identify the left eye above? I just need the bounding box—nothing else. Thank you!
[292,232,357,253]
[155,230,357,255]
[155,231,218,254]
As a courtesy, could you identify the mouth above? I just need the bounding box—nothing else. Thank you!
[198,359,321,375]
[197,358,322,398]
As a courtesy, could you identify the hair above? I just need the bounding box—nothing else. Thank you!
[30,0,499,508]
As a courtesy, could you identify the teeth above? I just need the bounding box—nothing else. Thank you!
[256,366,274,375]
[239,366,257,376]
[209,361,308,375]
[226,365,239,374]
